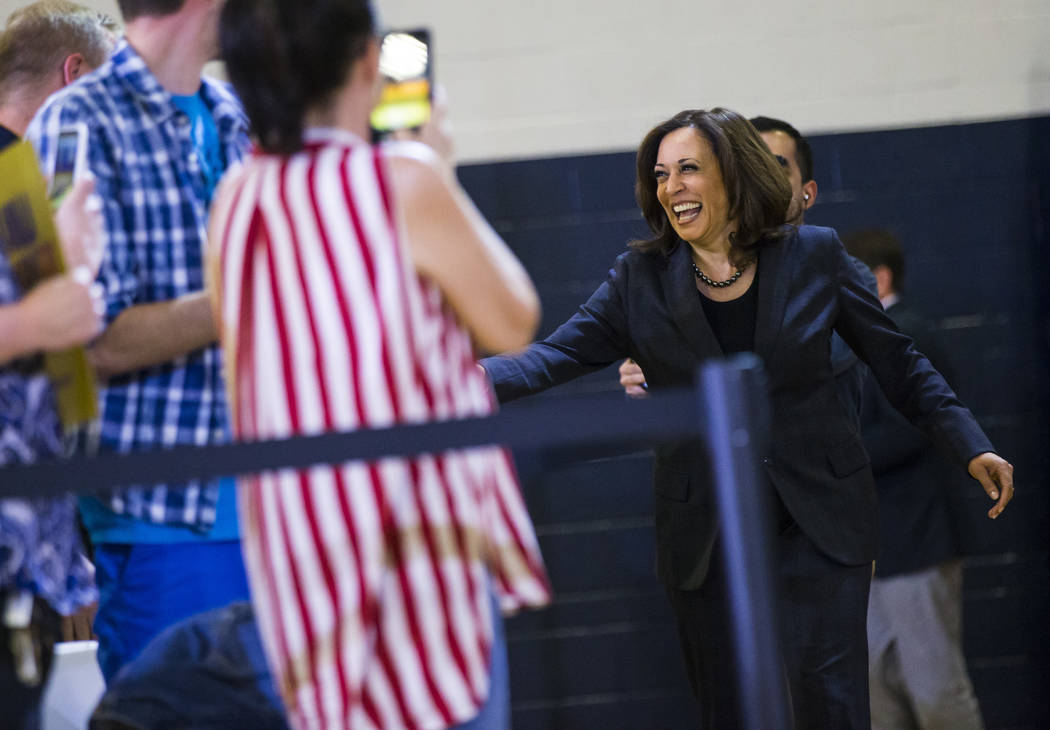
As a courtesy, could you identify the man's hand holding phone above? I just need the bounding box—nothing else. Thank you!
[47,121,105,282]
[48,123,88,207]
[54,174,105,280]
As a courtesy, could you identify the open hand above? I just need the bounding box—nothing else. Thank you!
[20,269,103,351]
[967,451,1014,519]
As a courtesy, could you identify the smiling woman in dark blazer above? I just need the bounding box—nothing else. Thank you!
[481,108,1014,729]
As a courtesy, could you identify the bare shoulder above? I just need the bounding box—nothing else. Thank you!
[381,139,442,165]
[382,140,443,179]
[380,141,456,211]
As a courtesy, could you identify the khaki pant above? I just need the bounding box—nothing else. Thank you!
[868,560,983,730]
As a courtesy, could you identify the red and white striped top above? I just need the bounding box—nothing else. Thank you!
[212,128,550,730]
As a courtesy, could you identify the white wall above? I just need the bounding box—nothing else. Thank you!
[5,0,1048,162]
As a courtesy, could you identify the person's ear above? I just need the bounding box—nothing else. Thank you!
[361,36,381,90]
[873,265,894,300]
[801,179,818,210]
[61,53,86,86]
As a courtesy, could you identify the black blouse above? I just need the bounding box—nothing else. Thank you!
[698,265,759,355]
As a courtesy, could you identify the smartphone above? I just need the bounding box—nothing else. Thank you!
[49,122,88,204]
[370,29,432,137]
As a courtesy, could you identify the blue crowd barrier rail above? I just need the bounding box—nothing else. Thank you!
[0,353,789,729]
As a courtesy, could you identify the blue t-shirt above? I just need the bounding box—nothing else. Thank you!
[80,477,240,544]
[80,88,238,545]
[171,89,224,204]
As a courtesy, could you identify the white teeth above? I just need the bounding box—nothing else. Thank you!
[673,202,701,213]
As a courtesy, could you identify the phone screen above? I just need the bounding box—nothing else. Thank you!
[370,29,431,134]
[50,128,82,201]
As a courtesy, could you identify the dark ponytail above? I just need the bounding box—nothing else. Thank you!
[220,0,376,155]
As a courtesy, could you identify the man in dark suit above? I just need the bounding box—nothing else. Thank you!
[844,229,984,730]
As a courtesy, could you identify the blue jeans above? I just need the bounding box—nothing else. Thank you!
[451,592,510,730]
[91,601,287,730]
[94,590,510,730]
[92,541,250,681]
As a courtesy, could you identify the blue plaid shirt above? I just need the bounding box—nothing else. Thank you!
[26,41,250,531]
[0,128,96,614]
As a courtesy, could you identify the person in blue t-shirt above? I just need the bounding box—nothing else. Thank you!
[26,0,252,681]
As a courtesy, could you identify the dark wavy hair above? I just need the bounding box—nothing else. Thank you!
[630,108,792,259]
[220,0,376,155]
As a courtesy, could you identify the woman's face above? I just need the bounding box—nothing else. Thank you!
[653,126,735,250]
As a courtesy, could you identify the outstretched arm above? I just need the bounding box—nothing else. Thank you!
[482,255,632,403]
[830,230,1012,518]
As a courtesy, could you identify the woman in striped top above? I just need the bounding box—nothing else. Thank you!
[207,2,550,728]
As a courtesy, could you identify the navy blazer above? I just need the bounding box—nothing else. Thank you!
[483,225,993,590]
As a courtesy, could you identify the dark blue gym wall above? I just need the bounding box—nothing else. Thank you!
[458,115,1050,730]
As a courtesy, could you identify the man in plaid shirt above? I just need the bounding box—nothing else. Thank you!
[27,0,251,680]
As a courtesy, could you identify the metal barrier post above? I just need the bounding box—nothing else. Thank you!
[699,354,791,729]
